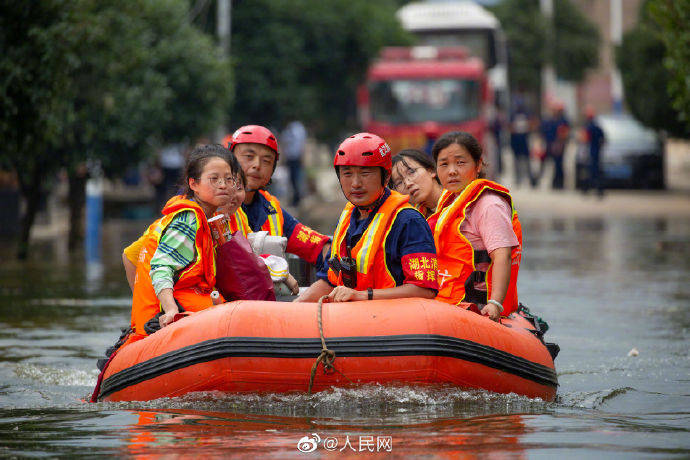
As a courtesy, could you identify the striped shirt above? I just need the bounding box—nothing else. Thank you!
[150,211,198,296]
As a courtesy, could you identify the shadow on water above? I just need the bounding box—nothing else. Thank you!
[0,216,689,456]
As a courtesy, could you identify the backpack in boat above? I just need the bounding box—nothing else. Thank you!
[215,231,276,302]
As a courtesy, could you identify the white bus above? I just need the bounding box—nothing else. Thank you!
[397,0,509,110]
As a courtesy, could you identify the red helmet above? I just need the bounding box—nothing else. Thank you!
[333,133,392,175]
[228,125,279,160]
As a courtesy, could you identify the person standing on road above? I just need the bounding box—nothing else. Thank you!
[583,106,606,197]
[296,133,438,303]
[510,105,533,187]
[281,120,307,207]
[429,131,522,320]
[538,102,570,189]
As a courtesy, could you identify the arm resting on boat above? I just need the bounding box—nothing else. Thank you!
[328,283,436,302]
[294,279,334,302]
[481,246,511,321]
[157,288,180,327]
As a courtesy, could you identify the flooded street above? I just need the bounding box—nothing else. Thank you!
[1,197,689,458]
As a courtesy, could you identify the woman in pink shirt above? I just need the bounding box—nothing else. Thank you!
[430,131,523,320]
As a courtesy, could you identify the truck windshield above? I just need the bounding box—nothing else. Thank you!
[369,79,480,124]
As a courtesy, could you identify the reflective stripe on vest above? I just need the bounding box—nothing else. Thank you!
[327,191,413,290]
[433,179,522,315]
[233,190,285,236]
[228,211,251,236]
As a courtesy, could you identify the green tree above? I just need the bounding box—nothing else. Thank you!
[493,0,600,95]
[58,0,232,248]
[230,0,409,141]
[0,0,232,258]
[553,0,600,81]
[617,1,686,137]
[0,1,81,258]
[648,0,690,131]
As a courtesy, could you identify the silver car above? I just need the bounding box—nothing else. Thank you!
[576,114,665,189]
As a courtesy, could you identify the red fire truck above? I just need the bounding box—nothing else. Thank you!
[358,46,491,154]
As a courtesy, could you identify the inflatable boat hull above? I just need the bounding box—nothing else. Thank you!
[97,299,558,402]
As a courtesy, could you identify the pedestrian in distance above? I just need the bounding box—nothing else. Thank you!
[537,101,570,189]
[509,105,534,187]
[296,133,438,303]
[280,120,307,207]
[429,131,523,321]
[582,105,606,197]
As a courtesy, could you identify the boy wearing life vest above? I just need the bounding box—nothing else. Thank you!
[296,133,438,302]
[225,125,331,267]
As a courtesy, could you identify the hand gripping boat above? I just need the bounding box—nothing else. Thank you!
[93,299,558,402]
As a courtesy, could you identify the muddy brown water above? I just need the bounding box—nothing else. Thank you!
[0,213,688,458]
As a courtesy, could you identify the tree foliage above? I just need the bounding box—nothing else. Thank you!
[230,0,409,141]
[648,0,690,132]
[0,0,232,257]
[492,0,547,93]
[617,1,687,137]
[492,0,599,93]
[553,0,600,81]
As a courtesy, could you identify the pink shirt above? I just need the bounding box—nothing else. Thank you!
[460,191,518,253]
[459,191,518,291]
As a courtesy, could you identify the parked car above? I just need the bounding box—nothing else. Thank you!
[575,114,665,189]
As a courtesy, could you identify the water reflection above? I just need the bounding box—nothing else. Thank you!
[0,215,689,456]
[123,407,531,458]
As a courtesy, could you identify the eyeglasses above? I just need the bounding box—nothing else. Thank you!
[391,167,421,191]
[204,176,244,190]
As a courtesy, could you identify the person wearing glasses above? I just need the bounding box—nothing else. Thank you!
[389,149,443,220]
[430,132,523,321]
[125,144,244,342]
[296,133,438,303]
[121,147,247,291]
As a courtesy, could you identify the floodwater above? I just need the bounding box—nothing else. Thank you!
[1,212,688,458]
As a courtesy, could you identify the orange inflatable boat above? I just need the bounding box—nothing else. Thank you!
[94,299,558,402]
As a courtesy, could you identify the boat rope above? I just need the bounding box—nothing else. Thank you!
[307,295,352,394]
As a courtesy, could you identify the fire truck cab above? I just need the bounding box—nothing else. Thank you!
[358,46,491,155]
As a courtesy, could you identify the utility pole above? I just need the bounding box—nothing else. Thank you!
[610,0,623,113]
[217,0,231,141]
[217,0,231,56]
[540,0,556,115]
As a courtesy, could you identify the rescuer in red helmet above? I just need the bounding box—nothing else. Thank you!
[225,125,331,268]
[296,133,438,302]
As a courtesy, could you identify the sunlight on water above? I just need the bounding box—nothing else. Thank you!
[93,384,551,422]
[14,363,99,387]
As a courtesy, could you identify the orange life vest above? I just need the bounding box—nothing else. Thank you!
[231,190,284,236]
[432,179,523,315]
[327,191,414,290]
[227,210,251,236]
[130,197,217,336]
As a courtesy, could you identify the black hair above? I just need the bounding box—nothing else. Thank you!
[431,131,485,178]
[390,149,441,189]
[181,144,242,198]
